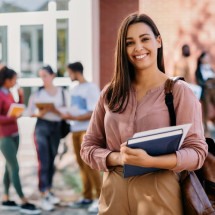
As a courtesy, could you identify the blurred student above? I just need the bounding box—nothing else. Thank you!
[0,66,40,214]
[27,65,67,211]
[195,51,215,101]
[174,44,192,82]
[62,62,101,213]
[195,51,215,134]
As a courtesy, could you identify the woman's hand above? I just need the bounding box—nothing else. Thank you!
[120,143,153,167]
[107,143,177,170]
[9,116,18,121]
[61,113,76,120]
[120,143,177,170]
[38,104,61,116]
[32,108,49,118]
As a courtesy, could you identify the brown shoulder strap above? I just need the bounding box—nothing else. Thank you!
[164,76,185,94]
[164,76,185,126]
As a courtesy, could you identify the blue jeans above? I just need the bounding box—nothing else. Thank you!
[34,118,61,192]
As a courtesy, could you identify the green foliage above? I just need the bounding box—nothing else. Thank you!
[62,169,82,193]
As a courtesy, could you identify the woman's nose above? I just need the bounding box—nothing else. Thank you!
[134,44,144,52]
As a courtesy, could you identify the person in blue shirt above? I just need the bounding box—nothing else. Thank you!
[62,62,101,213]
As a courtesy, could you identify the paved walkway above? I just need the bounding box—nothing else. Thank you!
[1,208,89,215]
[0,117,96,215]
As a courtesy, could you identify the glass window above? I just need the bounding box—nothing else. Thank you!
[57,19,68,77]
[0,0,48,13]
[0,26,7,64]
[21,25,43,77]
[0,0,69,13]
[56,0,69,11]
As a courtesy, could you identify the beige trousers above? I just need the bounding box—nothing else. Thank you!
[99,167,183,215]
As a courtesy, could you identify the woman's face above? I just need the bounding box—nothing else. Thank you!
[126,22,161,72]
[4,75,17,88]
[39,69,54,87]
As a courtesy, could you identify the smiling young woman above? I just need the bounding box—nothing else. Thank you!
[126,22,161,73]
[80,13,207,215]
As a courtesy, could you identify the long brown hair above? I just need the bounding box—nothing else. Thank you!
[105,13,165,113]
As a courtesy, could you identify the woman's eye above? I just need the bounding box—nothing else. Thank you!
[126,41,134,46]
[142,38,149,42]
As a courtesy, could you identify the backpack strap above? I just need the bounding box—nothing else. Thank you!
[164,77,184,126]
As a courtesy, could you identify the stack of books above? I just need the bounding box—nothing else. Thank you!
[123,124,191,178]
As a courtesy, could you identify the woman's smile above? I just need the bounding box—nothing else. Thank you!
[133,53,149,61]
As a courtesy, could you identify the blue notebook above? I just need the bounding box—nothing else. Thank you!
[123,129,183,178]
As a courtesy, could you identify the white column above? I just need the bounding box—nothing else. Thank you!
[43,1,57,71]
[68,0,93,82]
[7,24,21,73]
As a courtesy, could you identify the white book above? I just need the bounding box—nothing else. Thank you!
[132,123,192,149]
[128,129,183,145]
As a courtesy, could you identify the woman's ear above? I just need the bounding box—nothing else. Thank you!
[156,35,162,48]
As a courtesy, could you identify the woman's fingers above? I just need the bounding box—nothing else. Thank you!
[120,146,151,166]
[121,145,145,156]
[121,142,127,147]
[122,154,137,164]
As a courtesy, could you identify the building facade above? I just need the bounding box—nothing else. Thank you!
[0,0,214,103]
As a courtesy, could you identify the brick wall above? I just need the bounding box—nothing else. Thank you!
[99,0,138,88]
[139,0,180,75]
[139,0,215,81]
[99,0,215,86]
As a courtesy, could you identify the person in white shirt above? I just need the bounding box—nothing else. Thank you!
[62,62,101,213]
[27,65,68,211]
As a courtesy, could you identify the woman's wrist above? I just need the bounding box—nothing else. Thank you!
[106,152,122,167]
[141,154,155,168]
[147,153,177,170]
